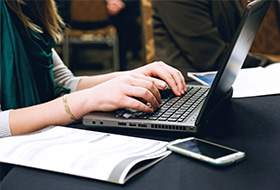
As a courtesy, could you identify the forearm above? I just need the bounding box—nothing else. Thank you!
[52,48,129,91]
[76,71,128,90]
[9,90,91,136]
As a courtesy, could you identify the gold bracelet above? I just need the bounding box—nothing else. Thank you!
[63,94,78,122]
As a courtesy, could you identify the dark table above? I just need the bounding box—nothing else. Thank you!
[1,95,280,190]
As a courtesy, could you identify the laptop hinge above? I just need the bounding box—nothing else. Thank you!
[196,88,233,134]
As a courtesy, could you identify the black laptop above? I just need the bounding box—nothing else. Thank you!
[83,0,271,133]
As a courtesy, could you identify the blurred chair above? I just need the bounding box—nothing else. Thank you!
[62,0,120,70]
[141,0,155,64]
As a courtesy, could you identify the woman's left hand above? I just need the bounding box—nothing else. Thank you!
[128,61,187,96]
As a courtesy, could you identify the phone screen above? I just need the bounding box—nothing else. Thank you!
[172,139,236,159]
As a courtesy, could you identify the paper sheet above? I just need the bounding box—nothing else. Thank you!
[188,63,280,98]
[233,65,280,98]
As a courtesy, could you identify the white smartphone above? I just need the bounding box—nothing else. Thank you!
[167,137,245,166]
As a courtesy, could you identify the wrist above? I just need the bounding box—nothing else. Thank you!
[63,95,78,122]
[64,90,92,121]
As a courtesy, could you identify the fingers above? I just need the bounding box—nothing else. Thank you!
[125,76,162,108]
[168,66,187,94]
[132,61,187,96]
[120,96,154,113]
[150,78,167,90]
[150,61,187,96]
[129,74,164,99]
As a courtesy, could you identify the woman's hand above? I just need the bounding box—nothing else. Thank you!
[128,61,187,96]
[106,0,125,16]
[85,74,162,113]
[78,61,187,115]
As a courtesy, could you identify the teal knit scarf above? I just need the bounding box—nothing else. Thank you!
[1,0,56,110]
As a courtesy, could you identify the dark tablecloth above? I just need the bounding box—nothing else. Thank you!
[1,95,280,190]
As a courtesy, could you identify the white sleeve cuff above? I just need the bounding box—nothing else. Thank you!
[64,76,84,92]
[0,110,12,137]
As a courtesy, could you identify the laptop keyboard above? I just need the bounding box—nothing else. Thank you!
[116,86,209,122]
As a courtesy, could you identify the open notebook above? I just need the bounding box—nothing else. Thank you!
[0,126,170,184]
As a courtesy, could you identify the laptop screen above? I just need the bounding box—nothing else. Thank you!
[196,0,271,127]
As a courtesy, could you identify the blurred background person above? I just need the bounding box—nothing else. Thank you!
[152,0,274,79]
[107,0,142,70]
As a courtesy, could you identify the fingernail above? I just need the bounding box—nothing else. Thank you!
[160,81,166,88]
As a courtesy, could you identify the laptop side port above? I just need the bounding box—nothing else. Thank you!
[118,122,127,126]
[138,124,147,127]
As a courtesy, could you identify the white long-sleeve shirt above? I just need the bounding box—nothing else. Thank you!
[0,49,84,137]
